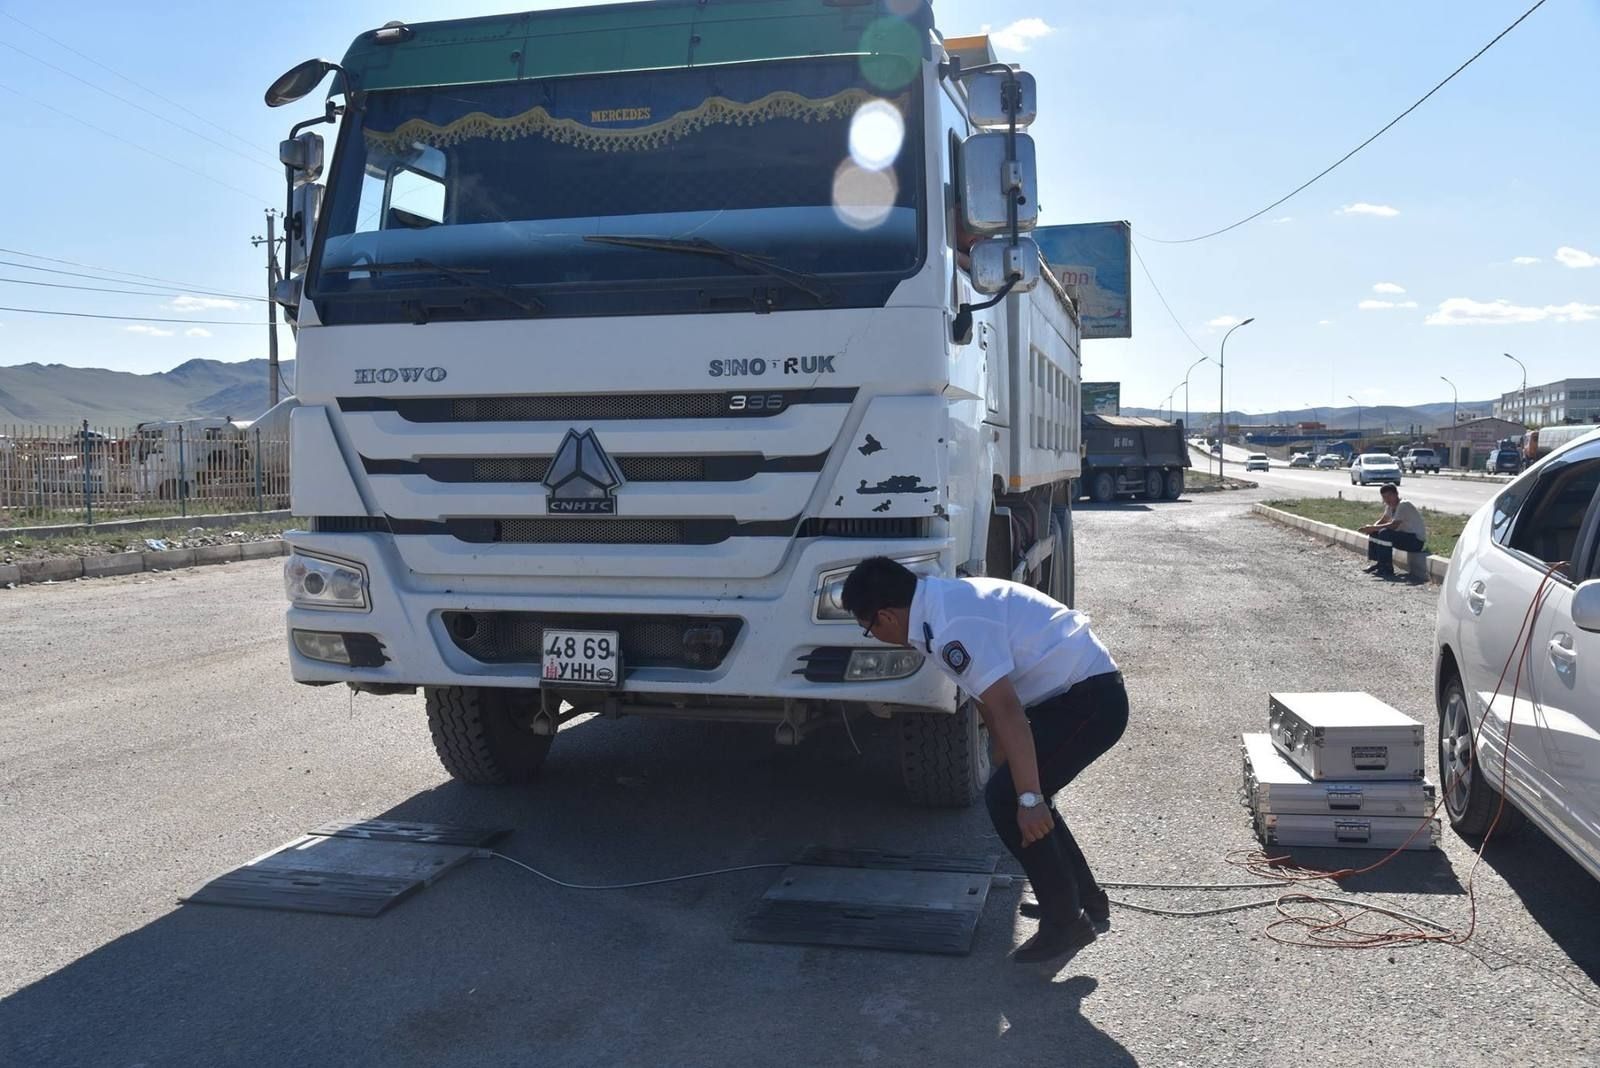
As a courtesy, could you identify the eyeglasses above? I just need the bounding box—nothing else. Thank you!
[858,613,877,639]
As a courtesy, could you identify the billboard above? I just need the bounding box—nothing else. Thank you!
[1034,221,1132,339]
[1082,381,1121,416]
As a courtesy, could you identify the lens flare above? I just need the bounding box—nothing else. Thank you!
[832,161,898,231]
[848,99,904,171]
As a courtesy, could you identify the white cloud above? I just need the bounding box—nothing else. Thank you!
[124,324,175,337]
[1512,256,1541,266]
[1357,299,1417,310]
[185,327,212,338]
[1318,320,1332,326]
[1271,216,1293,224]
[981,17,1055,52]
[1206,314,1245,328]
[1338,202,1400,218]
[167,294,242,312]
[1372,282,1406,294]
[1425,297,1600,326]
[1555,246,1599,269]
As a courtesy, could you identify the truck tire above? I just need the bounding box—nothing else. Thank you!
[425,685,554,785]
[1089,472,1116,503]
[899,700,991,808]
[1142,471,1163,499]
[1163,469,1184,499]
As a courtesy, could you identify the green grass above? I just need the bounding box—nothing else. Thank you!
[1263,497,1466,559]
[5,518,297,561]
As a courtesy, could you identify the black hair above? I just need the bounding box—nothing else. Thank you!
[840,556,918,622]
[1380,483,1400,495]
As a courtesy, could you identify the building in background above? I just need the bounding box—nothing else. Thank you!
[1434,416,1527,470]
[1492,377,1600,427]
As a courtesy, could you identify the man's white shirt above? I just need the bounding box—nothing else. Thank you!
[905,576,1117,705]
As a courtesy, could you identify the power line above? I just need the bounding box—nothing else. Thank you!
[0,10,266,158]
[0,38,280,172]
[1130,239,1210,360]
[0,305,270,326]
[0,247,264,300]
[1140,0,1551,244]
[0,80,266,204]
[0,259,264,303]
[0,275,269,303]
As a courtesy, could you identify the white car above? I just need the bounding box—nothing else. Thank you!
[1289,454,1313,468]
[1350,453,1402,486]
[1244,453,1270,472]
[1315,454,1342,470]
[1434,428,1600,881]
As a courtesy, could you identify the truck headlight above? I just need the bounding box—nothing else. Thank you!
[284,551,369,611]
[845,648,924,680]
[814,554,940,622]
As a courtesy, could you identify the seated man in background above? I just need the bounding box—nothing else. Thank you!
[1359,483,1426,577]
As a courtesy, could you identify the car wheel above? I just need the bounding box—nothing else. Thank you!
[1438,672,1524,839]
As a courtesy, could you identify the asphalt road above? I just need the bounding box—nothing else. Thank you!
[4,489,1598,1067]
[1195,443,1503,515]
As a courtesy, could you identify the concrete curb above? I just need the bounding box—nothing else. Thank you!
[2,539,288,589]
[1251,503,1450,584]
[0,509,292,541]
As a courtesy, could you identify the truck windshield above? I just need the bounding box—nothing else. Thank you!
[311,57,924,323]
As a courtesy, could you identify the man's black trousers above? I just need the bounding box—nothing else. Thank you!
[983,670,1129,925]
[1367,531,1424,571]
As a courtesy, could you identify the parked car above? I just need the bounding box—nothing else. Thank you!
[1402,448,1440,474]
[1210,442,1222,455]
[1290,453,1314,468]
[1487,446,1522,475]
[1350,453,1403,486]
[1315,454,1343,470]
[1434,427,1600,882]
[1244,453,1270,472]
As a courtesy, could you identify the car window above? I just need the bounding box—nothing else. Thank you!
[1504,458,1600,575]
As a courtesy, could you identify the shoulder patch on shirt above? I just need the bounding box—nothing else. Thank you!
[941,641,971,675]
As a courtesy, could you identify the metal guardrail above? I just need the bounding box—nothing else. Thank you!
[0,421,290,526]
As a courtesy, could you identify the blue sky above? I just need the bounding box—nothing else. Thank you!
[0,0,1593,416]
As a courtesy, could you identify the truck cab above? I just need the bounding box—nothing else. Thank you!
[265,1,1085,806]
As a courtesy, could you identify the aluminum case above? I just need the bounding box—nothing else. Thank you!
[1268,692,1424,781]
[1242,734,1436,818]
[1256,811,1440,851]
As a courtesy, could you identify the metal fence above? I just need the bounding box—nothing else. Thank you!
[0,421,290,527]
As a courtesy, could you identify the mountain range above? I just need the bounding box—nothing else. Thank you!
[1120,401,1496,432]
[0,359,295,428]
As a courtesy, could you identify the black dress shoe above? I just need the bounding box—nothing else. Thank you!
[1362,563,1382,573]
[1011,911,1097,965]
[1020,887,1110,924]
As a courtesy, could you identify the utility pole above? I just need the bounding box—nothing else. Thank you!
[1504,352,1527,428]
[251,209,285,406]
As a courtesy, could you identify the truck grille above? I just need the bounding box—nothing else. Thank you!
[361,452,827,483]
[339,387,856,423]
[443,611,741,670]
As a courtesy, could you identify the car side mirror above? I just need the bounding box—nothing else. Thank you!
[1574,579,1600,633]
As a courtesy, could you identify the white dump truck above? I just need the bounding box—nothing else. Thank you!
[265,0,1086,805]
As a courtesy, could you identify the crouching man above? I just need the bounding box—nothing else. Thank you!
[1359,483,1427,578]
[841,557,1129,964]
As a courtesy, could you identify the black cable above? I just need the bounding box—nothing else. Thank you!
[0,10,266,157]
[0,81,265,204]
[0,38,279,172]
[0,256,264,303]
[1130,239,1211,359]
[0,305,268,326]
[0,274,268,303]
[1140,0,1551,244]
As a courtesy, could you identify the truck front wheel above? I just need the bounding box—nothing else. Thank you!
[1089,472,1116,503]
[899,700,991,807]
[425,685,554,784]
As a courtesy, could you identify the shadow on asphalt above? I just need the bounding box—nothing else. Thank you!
[0,714,1136,1067]
[1278,848,1466,897]
[1474,824,1600,987]
[1073,502,1154,512]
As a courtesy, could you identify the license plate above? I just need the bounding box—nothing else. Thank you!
[540,629,621,687]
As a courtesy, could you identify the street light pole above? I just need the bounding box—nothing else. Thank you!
[1504,352,1528,427]
[1183,356,1209,444]
[1306,402,1320,457]
[1440,375,1458,467]
[1217,318,1255,479]
[1347,394,1362,447]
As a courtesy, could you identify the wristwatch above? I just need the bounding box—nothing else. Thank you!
[1017,791,1044,809]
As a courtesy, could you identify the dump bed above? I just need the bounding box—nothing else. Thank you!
[1081,415,1189,471]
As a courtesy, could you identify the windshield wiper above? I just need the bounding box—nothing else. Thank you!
[582,235,833,305]
[320,260,545,317]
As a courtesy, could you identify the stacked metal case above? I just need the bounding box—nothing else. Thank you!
[1243,693,1439,851]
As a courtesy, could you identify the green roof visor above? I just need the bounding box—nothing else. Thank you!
[340,0,934,93]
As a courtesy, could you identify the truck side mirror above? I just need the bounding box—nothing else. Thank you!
[958,132,1038,235]
[287,183,324,274]
[265,59,339,107]
[279,131,324,185]
[963,70,1037,130]
[970,237,1040,295]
